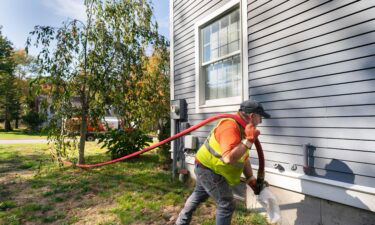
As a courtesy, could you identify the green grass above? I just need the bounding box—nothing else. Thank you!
[0,129,47,140]
[0,201,17,211]
[0,142,269,225]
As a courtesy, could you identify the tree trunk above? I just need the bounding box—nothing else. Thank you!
[4,105,12,131]
[15,118,19,129]
[78,105,88,164]
[4,120,12,131]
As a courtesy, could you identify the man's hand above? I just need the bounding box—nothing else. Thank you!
[247,176,271,194]
[245,124,260,143]
[247,176,257,192]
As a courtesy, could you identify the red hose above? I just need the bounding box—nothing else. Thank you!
[76,113,265,179]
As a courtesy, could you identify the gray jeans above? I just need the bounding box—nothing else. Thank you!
[175,164,235,225]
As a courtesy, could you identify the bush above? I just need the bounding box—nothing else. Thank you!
[22,111,45,132]
[98,128,152,160]
[157,119,171,167]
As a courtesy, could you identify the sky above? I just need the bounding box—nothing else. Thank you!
[0,0,170,56]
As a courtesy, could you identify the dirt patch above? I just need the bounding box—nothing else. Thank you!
[0,165,120,224]
[134,202,216,225]
[160,205,182,225]
[62,195,118,225]
[0,170,37,201]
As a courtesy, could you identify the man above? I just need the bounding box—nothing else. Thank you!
[175,99,271,225]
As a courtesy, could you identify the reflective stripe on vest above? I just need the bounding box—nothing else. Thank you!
[203,139,244,168]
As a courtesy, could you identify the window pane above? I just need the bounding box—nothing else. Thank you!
[233,55,241,97]
[228,41,239,55]
[202,26,211,63]
[227,57,235,97]
[203,26,210,45]
[210,21,219,60]
[211,21,219,49]
[205,64,218,100]
[217,62,225,99]
[204,54,241,100]
[205,65,211,99]
[219,16,229,57]
[228,10,240,54]
[231,10,239,24]
[203,46,210,62]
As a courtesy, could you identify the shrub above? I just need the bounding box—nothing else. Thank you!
[98,128,152,160]
[22,111,45,132]
[157,119,171,167]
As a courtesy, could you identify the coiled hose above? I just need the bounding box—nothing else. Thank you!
[76,114,265,182]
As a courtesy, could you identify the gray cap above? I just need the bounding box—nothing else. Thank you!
[239,100,271,118]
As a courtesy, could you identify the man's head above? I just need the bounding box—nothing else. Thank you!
[239,100,270,126]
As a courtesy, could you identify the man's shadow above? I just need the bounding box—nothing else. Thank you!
[304,145,356,183]
[294,145,373,225]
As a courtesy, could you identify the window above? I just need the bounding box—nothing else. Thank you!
[195,0,247,113]
[202,9,241,100]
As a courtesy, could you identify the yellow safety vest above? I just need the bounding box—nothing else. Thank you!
[196,118,250,186]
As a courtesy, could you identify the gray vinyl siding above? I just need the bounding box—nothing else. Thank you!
[246,0,375,187]
[172,0,375,188]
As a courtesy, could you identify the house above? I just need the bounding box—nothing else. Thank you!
[169,0,375,224]
[35,96,82,118]
[35,95,120,138]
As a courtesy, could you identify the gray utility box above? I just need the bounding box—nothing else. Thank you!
[184,135,198,150]
[170,99,187,120]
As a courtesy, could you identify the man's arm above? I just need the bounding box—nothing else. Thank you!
[218,120,258,165]
[243,158,257,191]
[243,158,254,179]
[222,142,249,164]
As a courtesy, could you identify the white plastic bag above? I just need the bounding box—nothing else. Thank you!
[256,187,281,224]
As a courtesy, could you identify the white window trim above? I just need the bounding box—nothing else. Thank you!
[170,0,175,101]
[202,50,241,67]
[169,0,176,156]
[195,0,249,114]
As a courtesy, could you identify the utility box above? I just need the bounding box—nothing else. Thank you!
[170,99,187,120]
[184,135,198,150]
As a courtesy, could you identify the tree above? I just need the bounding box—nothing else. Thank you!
[0,26,17,131]
[136,47,171,165]
[139,47,170,131]
[11,49,34,128]
[27,0,165,164]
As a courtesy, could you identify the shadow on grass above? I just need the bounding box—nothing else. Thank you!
[0,149,190,224]
[0,129,47,136]
[0,146,50,173]
[1,146,268,225]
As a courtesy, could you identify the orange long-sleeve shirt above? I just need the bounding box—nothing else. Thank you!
[214,117,249,160]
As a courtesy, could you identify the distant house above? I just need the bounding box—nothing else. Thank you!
[35,95,81,120]
[170,0,375,224]
[35,95,119,132]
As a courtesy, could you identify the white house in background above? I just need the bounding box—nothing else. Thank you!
[36,96,120,136]
[170,0,375,224]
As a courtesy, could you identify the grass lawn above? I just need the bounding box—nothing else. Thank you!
[0,129,47,140]
[0,143,268,225]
